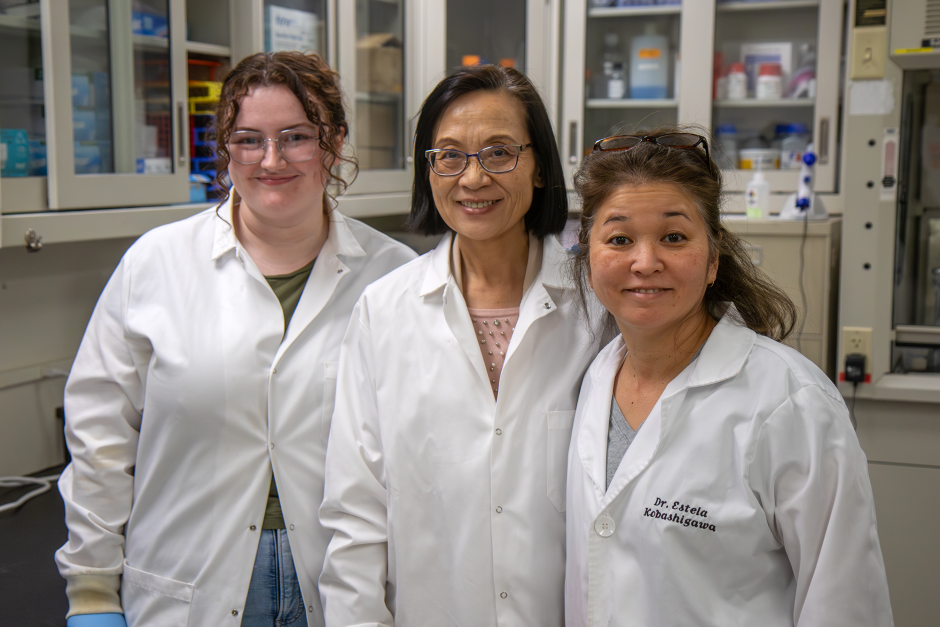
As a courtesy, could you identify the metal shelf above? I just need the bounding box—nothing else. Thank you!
[186,40,231,57]
[588,4,681,18]
[587,97,677,109]
[714,98,815,108]
[717,0,819,12]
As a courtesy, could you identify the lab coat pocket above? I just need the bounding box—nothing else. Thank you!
[121,560,193,627]
[547,410,576,512]
[320,361,340,443]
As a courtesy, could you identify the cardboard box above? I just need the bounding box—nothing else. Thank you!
[356,34,403,95]
[356,100,399,149]
[356,147,397,171]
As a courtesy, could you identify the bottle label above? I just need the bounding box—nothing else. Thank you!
[638,48,661,59]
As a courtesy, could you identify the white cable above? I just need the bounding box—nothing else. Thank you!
[0,474,61,514]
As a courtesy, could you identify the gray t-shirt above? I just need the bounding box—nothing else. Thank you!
[607,399,640,489]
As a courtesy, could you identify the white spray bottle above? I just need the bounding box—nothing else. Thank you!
[745,164,770,219]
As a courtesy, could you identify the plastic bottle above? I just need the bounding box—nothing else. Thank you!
[607,63,626,99]
[745,167,770,219]
[726,62,747,100]
[599,33,625,99]
[756,62,782,100]
[780,123,810,169]
[630,24,669,99]
[715,124,739,170]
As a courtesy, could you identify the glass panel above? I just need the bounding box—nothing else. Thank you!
[264,0,327,56]
[712,0,818,174]
[446,0,525,74]
[355,0,404,171]
[69,0,173,175]
[0,1,45,178]
[188,54,230,202]
[892,69,940,373]
[581,2,681,158]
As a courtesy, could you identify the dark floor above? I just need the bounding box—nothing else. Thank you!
[0,465,69,626]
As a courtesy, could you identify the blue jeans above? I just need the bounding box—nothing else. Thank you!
[241,529,308,627]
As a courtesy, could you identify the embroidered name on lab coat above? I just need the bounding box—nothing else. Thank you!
[643,497,717,532]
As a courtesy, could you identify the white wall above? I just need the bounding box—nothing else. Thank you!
[0,237,135,476]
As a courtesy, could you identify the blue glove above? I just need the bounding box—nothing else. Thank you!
[66,614,127,627]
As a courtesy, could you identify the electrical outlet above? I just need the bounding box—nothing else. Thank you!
[841,327,873,382]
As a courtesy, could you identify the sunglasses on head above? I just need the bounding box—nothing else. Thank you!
[592,133,712,174]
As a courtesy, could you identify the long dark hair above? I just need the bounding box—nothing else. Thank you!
[213,51,355,210]
[408,64,567,238]
[571,125,797,341]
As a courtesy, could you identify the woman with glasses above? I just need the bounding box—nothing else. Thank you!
[564,128,892,626]
[55,52,415,627]
[318,65,600,626]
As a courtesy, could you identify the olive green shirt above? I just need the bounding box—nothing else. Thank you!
[262,257,316,529]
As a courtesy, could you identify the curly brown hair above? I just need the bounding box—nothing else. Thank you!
[571,125,798,342]
[213,51,355,210]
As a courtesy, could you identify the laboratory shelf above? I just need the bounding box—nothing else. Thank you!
[586,98,677,109]
[714,98,815,108]
[0,13,38,30]
[588,5,681,18]
[186,40,231,57]
[133,33,169,50]
[716,0,819,12]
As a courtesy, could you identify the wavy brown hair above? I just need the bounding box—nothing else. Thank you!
[571,126,797,342]
[213,51,355,210]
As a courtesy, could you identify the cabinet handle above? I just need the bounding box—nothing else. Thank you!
[817,117,829,164]
[568,121,579,165]
[177,102,187,167]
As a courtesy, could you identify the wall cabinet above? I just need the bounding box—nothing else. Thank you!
[723,216,841,379]
[560,0,843,196]
[0,0,560,245]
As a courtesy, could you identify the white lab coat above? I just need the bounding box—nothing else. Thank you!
[319,233,600,627]
[55,199,416,626]
[565,310,893,627]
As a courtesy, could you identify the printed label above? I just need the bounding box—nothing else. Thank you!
[638,49,661,59]
[643,497,716,532]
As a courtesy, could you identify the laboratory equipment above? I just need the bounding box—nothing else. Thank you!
[779,150,826,219]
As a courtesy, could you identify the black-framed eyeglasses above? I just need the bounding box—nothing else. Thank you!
[592,133,712,173]
[425,143,533,176]
[227,128,320,164]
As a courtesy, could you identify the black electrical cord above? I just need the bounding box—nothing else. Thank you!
[796,211,809,354]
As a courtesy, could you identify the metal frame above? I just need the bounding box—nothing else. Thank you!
[41,0,189,210]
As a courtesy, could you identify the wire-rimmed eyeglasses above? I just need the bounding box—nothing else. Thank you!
[592,133,712,173]
[227,128,320,165]
[425,143,533,176]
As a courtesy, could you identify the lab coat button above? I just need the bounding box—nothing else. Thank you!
[544,302,551,309]
[289,524,295,530]
[500,592,508,599]
[232,610,238,616]
[495,428,502,435]
[308,606,313,612]
[496,506,502,513]
[249,525,256,531]
[269,443,275,449]
[595,514,615,537]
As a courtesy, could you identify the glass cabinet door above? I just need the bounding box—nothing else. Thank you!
[263,0,327,56]
[0,1,48,212]
[711,0,840,193]
[337,0,411,194]
[446,0,526,74]
[43,0,189,209]
[561,1,683,186]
